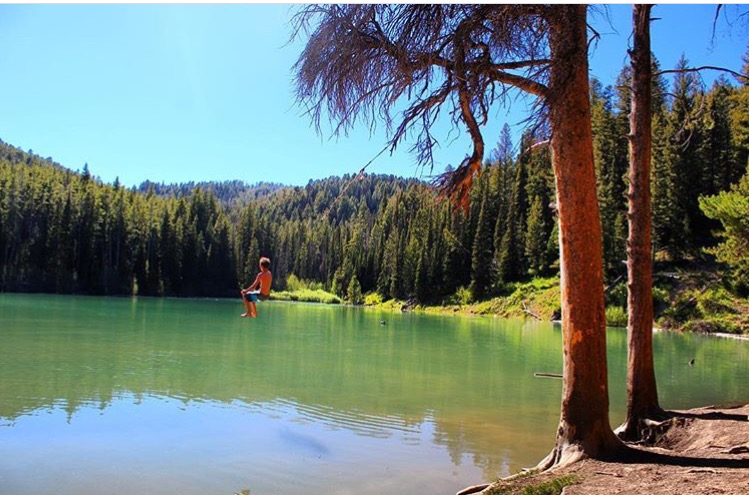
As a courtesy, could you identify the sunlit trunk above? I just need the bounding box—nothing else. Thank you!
[621,4,664,440]
[543,4,621,466]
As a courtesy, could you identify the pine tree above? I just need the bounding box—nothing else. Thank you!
[730,44,749,172]
[470,183,494,299]
[703,77,740,194]
[592,76,628,278]
[347,275,364,304]
[667,55,705,256]
[525,195,548,276]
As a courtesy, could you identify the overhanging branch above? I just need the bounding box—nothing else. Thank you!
[656,65,748,83]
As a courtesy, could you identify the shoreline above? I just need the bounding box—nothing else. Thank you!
[468,403,749,495]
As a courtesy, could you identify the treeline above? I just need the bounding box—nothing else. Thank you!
[593,56,748,278]
[1,54,748,301]
[135,179,284,209]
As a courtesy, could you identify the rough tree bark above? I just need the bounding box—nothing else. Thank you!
[291,3,624,479]
[536,5,623,469]
[618,4,666,442]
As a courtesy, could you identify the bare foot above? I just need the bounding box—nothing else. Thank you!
[251,313,257,318]
[241,313,249,317]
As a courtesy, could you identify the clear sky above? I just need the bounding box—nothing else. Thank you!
[0,4,746,188]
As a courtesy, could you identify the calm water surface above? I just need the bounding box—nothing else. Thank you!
[1,294,748,494]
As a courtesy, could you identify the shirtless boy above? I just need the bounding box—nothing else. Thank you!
[240,257,272,318]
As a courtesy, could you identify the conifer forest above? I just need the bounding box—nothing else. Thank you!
[1,53,749,305]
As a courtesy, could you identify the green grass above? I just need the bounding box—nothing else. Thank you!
[473,277,561,320]
[332,267,749,336]
[489,474,581,495]
[271,289,341,304]
[363,292,383,306]
[658,284,749,334]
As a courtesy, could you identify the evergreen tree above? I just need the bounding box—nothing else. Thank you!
[730,44,749,172]
[700,165,749,294]
[525,195,548,276]
[347,275,364,304]
[470,183,494,299]
[592,76,628,278]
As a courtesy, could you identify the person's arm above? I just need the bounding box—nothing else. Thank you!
[242,273,262,293]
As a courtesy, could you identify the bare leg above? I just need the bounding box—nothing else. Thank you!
[250,302,257,318]
[242,296,252,317]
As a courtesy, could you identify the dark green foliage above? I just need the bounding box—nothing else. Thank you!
[591,77,628,278]
[1,47,748,302]
[700,165,749,295]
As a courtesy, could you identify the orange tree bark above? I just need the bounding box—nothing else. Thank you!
[292,3,624,471]
[620,4,665,441]
[540,5,622,467]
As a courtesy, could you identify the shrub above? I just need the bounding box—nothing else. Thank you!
[453,286,473,305]
[364,292,383,306]
[606,281,628,308]
[652,286,670,311]
[605,306,627,328]
[285,274,324,292]
[272,289,341,304]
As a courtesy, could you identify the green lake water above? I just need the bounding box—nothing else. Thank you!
[1,293,748,495]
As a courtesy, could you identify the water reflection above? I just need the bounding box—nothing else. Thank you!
[1,294,748,494]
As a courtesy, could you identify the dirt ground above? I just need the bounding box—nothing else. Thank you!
[468,404,749,495]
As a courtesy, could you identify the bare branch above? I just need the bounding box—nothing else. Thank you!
[521,139,550,157]
[292,4,554,209]
[657,65,749,83]
[486,67,548,97]
[712,5,722,45]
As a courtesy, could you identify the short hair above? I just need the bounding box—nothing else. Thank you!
[259,257,271,269]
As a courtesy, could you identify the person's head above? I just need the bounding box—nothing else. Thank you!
[259,257,271,270]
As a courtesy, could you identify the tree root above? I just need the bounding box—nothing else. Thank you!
[727,445,749,455]
[455,484,490,495]
[615,409,676,445]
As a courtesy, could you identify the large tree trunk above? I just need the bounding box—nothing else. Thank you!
[619,4,666,441]
[540,5,622,468]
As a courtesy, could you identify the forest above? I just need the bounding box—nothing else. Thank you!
[1,52,748,326]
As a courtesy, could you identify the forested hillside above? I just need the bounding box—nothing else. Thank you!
[1,53,748,308]
[135,179,284,209]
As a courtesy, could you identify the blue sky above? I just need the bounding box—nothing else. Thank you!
[0,4,746,188]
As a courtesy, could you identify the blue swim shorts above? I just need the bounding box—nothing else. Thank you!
[244,291,268,302]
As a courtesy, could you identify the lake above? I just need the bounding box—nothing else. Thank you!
[1,293,748,495]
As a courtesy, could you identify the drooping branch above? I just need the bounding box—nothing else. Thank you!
[657,65,749,83]
[294,4,555,214]
[486,67,548,97]
[294,4,557,213]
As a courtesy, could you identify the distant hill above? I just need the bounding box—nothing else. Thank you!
[0,139,69,173]
[135,180,287,208]
[0,139,289,210]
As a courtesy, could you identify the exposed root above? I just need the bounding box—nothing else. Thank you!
[455,444,610,494]
[455,483,490,495]
[615,410,676,445]
[727,445,749,454]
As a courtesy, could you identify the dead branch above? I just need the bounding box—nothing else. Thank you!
[656,65,748,83]
[534,372,563,379]
[522,301,542,320]
[687,468,719,474]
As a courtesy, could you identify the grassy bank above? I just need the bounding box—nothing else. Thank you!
[364,277,562,320]
[271,289,341,304]
[362,265,749,335]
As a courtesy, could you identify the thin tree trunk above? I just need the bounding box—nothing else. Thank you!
[540,5,622,468]
[620,4,665,441]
